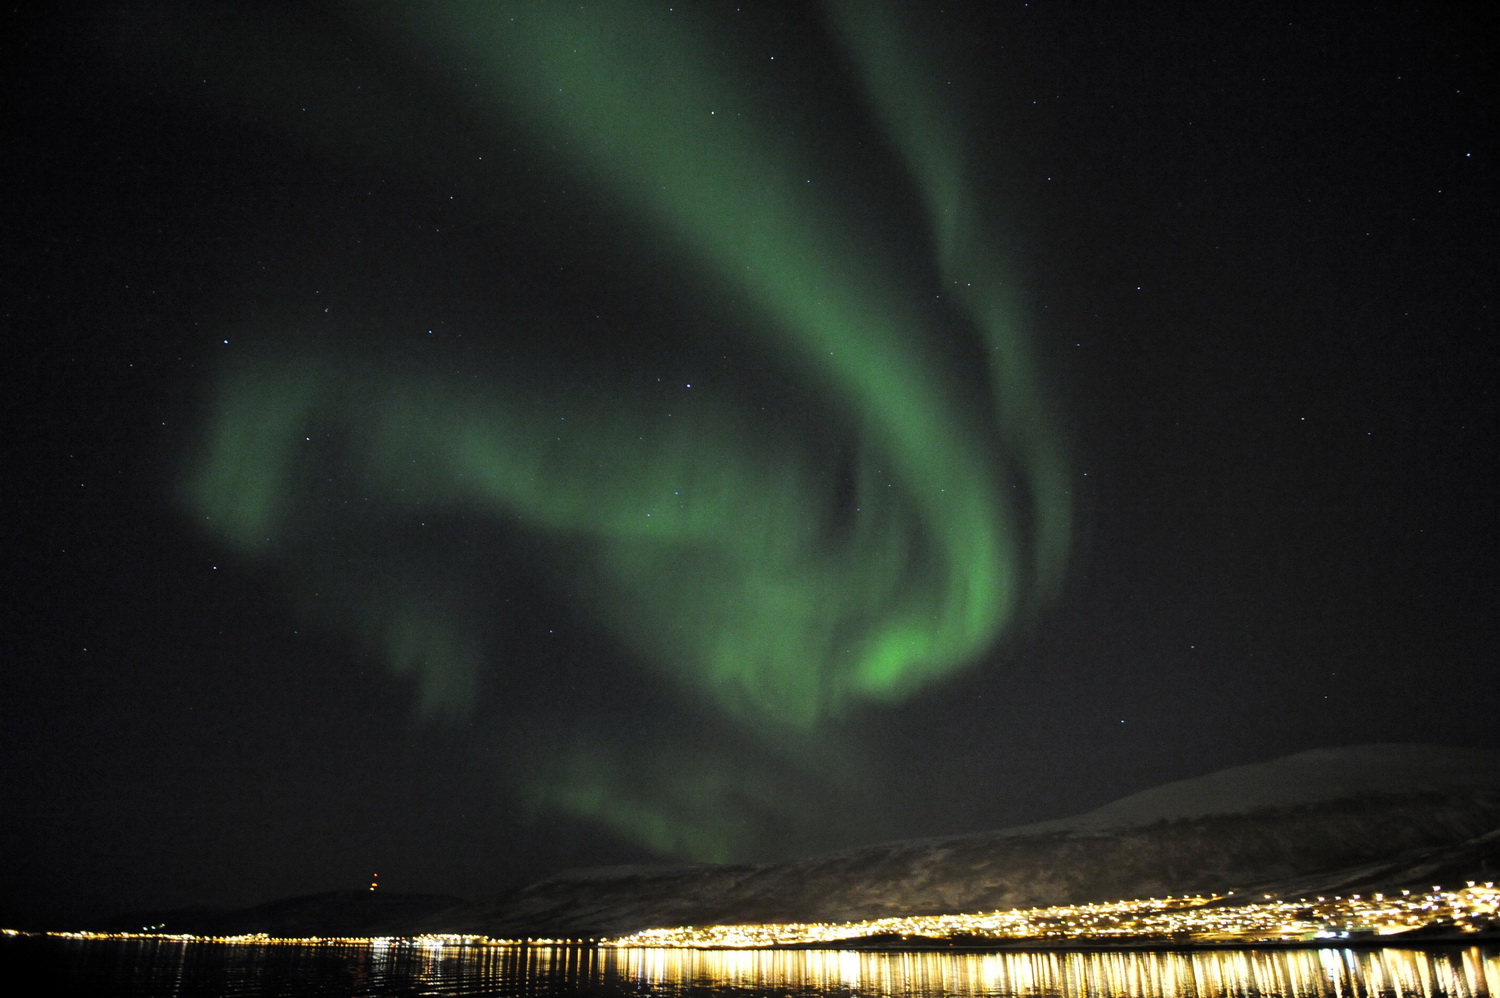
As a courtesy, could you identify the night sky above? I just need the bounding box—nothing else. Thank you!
[4,3,1495,929]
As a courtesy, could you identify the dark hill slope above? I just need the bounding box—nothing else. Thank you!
[449,791,1499,938]
[439,744,1500,937]
[100,744,1500,938]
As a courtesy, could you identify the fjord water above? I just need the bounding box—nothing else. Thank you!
[6,937,1498,997]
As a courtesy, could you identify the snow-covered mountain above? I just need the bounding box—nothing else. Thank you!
[1014,744,1500,833]
[443,744,1500,938]
[103,744,1500,938]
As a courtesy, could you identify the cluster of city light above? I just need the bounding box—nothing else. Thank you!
[5,883,1495,951]
[607,883,1500,949]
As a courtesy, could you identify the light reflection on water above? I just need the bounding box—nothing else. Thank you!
[613,945,1500,996]
[6,936,1498,996]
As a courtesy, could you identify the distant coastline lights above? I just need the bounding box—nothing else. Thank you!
[5,884,1494,950]
[606,883,1500,950]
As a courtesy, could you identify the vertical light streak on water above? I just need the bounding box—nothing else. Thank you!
[1461,946,1499,995]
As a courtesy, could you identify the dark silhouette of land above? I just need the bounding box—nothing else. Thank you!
[94,745,1500,940]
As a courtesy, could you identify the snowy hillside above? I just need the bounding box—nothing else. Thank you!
[1012,743,1500,834]
[105,744,1500,938]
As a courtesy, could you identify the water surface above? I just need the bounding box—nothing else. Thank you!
[6,936,1497,996]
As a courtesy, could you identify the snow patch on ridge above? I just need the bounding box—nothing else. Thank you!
[1005,744,1500,835]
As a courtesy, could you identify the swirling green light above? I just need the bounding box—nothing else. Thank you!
[181,2,1069,861]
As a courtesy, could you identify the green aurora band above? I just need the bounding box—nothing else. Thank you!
[182,2,1070,861]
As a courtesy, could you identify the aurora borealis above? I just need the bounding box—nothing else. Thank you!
[180,2,1069,860]
[7,1,1495,928]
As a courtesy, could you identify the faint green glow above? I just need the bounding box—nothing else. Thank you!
[823,0,1072,604]
[181,3,1069,861]
[526,738,778,864]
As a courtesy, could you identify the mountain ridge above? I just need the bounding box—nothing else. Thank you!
[93,743,1500,938]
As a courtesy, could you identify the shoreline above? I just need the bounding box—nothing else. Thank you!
[8,927,1499,954]
[766,930,1500,954]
